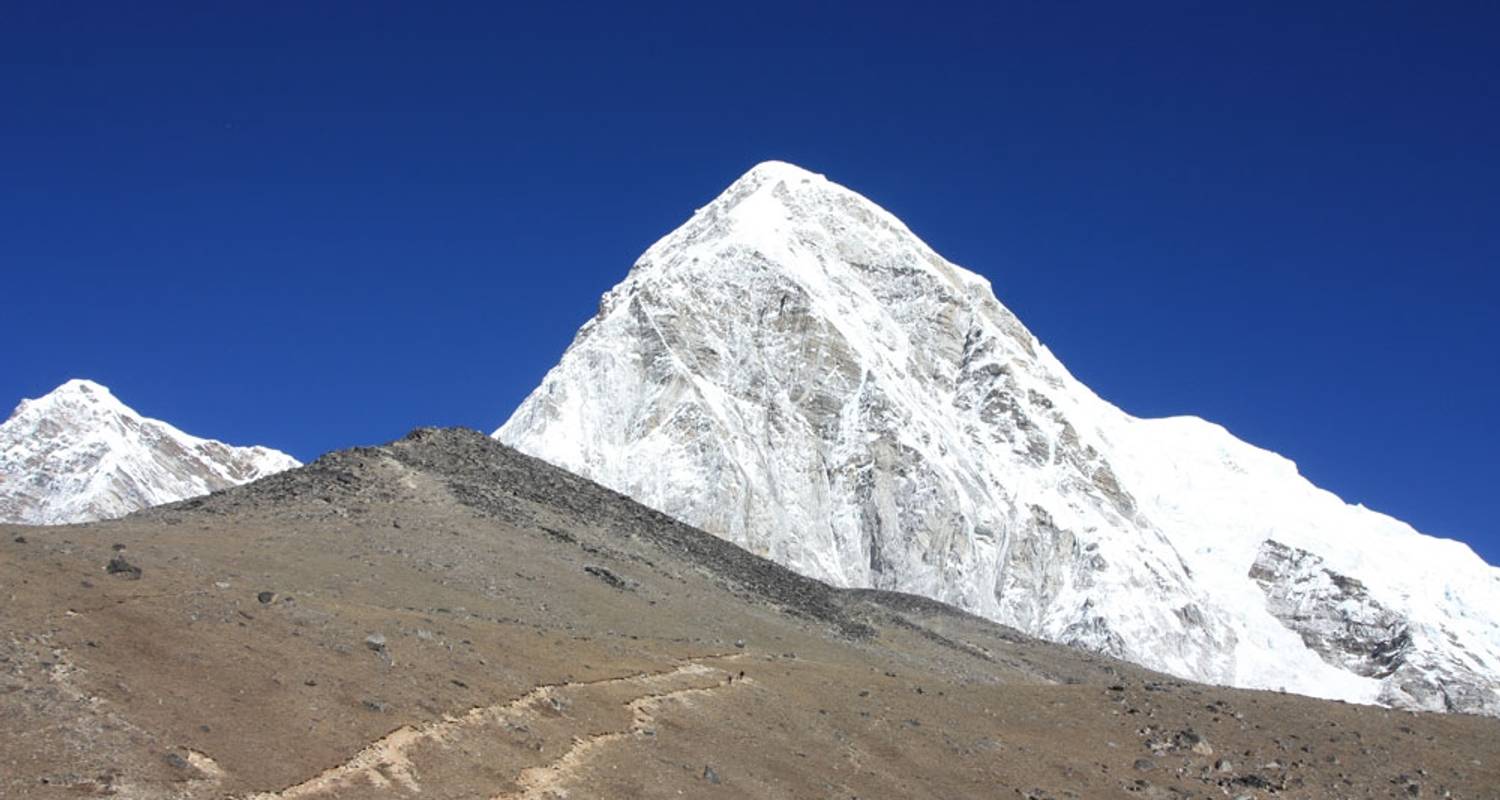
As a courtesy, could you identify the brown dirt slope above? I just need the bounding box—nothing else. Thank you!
[2,428,1497,799]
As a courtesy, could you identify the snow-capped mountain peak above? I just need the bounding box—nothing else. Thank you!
[14,377,129,415]
[0,379,299,525]
[499,161,1500,715]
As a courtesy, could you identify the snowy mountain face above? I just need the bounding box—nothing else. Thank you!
[0,379,300,525]
[499,161,1500,714]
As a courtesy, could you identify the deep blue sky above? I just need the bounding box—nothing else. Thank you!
[3,3,1496,563]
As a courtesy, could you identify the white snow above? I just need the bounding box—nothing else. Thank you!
[0,379,300,525]
[497,160,1500,713]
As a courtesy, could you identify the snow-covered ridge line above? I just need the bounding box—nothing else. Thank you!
[0,378,300,525]
[499,160,1500,714]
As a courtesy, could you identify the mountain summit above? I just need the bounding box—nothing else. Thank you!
[0,379,299,525]
[499,161,1500,714]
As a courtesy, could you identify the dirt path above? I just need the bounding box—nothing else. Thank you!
[243,654,749,799]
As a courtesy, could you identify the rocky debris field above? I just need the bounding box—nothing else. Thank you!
[2,428,1497,798]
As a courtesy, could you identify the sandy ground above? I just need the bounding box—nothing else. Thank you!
[2,428,1497,799]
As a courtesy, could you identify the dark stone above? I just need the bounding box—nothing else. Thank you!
[1133,758,1155,771]
[257,591,276,604]
[106,555,142,580]
[702,765,720,784]
[163,753,190,771]
[12,536,26,544]
[583,565,630,590]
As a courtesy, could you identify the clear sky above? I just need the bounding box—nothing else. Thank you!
[3,3,1496,564]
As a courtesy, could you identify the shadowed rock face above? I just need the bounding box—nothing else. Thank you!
[497,161,1500,712]
[0,379,298,525]
[3,427,1498,799]
[1250,539,1410,679]
[1250,539,1500,715]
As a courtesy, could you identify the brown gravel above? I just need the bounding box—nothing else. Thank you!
[2,428,1496,799]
